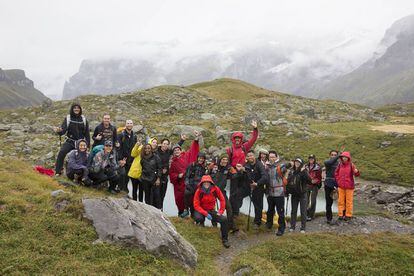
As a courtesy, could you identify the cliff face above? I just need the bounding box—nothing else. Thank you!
[0,68,50,109]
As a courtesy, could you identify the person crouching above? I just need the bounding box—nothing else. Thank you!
[193,175,230,248]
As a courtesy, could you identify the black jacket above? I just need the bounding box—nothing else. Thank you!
[92,123,117,147]
[210,164,232,194]
[324,156,340,179]
[155,139,185,171]
[287,168,312,195]
[58,104,90,146]
[117,129,137,165]
[244,161,268,188]
[185,162,207,194]
[140,154,162,183]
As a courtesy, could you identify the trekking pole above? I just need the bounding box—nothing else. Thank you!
[246,189,253,231]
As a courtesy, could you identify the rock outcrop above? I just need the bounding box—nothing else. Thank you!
[82,197,198,268]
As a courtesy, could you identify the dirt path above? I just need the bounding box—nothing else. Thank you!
[214,215,414,276]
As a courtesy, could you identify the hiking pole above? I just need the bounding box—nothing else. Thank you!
[246,189,253,231]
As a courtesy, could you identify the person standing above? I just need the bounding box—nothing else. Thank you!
[54,103,90,175]
[245,150,268,229]
[335,152,360,221]
[140,143,162,207]
[286,158,311,233]
[92,114,118,148]
[305,154,322,221]
[193,175,230,248]
[323,150,340,224]
[117,120,137,192]
[184,152,208,216]
[128,140,143,202]
[227,120,259,216]
[265,151,287,236]
[169,131,201,217]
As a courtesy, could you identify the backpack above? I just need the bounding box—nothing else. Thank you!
[286,171,304,195]
[66,114,86,128]
[87,145,104,167]
[277,165,288,186]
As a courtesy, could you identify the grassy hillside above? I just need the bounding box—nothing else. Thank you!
[0,78,413,185]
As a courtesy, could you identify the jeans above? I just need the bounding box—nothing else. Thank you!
[307,185,319,219]
[290,193,307,230]
[194,210,229,241]
[266,196,286,232]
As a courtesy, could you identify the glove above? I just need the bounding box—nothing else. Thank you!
[206,214,212,221]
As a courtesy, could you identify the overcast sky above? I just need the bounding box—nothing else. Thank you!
[1,0,414,98]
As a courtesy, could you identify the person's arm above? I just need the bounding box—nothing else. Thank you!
[324,156,340,167]
[156,155,162,179]
[91,152,103,172]
[186,140,200,164]
[352,163,360,177]
[57,117,68,136]
[193,189,208,217]
[113,126,118,145]
[130,144,142,158]
[169,162,179,185]
[67,151,85,170]
[92,125,100,141]
[243,125,259,152]
[84,120,91,147]
[216,188,226,215]
[334,165,340,182]
[315,167,322,184]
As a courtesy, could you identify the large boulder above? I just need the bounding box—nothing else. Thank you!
[375,185,412,204]
[82,197,197,268]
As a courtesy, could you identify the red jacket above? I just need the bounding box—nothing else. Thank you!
[306,163,322,186]
[193,175,226,216]
[335,152,360,189]
[169,140,199,187]
[226,128,258,167]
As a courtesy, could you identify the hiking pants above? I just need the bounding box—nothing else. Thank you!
[252,186,264,225]
[131,178,144,202]
[338,188,354,218]
[266,196,286,232]
[194,210,229,241]
[173,181,186,215]
[291,193,307,230]
[307,185,319,219]
[324,186,335,221]
[55,141,75,174]
[66,168,89,181]
[119,163,131,192]
[159,173,169,210]
[230,177,246,216]
[151,183,162,209]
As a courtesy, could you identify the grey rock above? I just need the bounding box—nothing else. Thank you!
[44,152,54,160]
[380,141,392,148]
[51,189,65,197]
[0,124,11,131]
[233,266,252,276]
[200,113,217,120]
[375,185,411,204]
[54,199,70,211]
[171,125,206,137]
[82,197,197,268]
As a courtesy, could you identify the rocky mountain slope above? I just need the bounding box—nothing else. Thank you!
[0,68,50,109]
[315,14,414,107]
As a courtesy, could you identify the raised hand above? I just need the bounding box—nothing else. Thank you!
[181,133,187,141]
[251,120,258,129]
[53,126,63,133]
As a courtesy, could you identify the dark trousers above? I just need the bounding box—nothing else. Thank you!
[119,163,131,192]
[66,168,89,181]
[194,210,229,241]
[307,185,319,219]
[223,192,235,230]
[251,187,264,225]
[159,173,169,209]
[151,184,162,209]
[131,178,144,202]
[291,193,307,230]
[89,168,120,190]
[325,186,335,222]
[230,177,248,216]
[55,141,75,174]
[141,180,153,205]
[266,196,286,232]
[184,192,195,215]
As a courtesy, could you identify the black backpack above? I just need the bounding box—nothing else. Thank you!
[286,171,304,195]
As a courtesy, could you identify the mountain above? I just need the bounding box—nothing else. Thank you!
[0,68,50,109]
[314,14,414,107]
[62,36,367,100]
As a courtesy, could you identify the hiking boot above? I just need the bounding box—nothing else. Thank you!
[253,224,260,230]
[338,216,345,221]
[180,209,190,218]
[265,223,273,230]
[344,216,352,221]
[276,229,284,236]
[222,240,230,248]
[82,178,92,187]
[306,217,312,222]
[107,188,118,195]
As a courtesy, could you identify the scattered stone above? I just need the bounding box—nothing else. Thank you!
[82,197,198,268]
[375,185,411,204]
[54,199,70,211]
[380,141,392,148]
[200,113,217,120]
[233,266,252,276]
[51,190,65,197]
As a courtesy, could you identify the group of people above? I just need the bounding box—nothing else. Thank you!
[54,103,360,248]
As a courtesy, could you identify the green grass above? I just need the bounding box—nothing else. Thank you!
[231,233,414,275]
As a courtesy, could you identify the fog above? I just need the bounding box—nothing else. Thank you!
[1,0,414,99]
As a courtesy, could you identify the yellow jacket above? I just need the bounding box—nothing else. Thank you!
[128,144,143,179]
